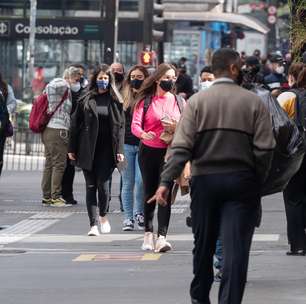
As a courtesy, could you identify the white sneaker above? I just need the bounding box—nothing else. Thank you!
[141,232,154,251]
[155,235,172,253]
[88,225,100,236]
[100,220,111,234]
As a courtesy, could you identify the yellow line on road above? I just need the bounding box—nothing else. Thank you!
[73,253,162,262]
[73,254,96,262]
[141,253,162,261]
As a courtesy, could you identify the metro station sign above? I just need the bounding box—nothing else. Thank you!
[0,18,142,41]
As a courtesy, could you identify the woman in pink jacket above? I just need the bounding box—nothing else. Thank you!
[132,63,183,252]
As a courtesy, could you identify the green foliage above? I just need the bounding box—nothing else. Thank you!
[289,0,306,61]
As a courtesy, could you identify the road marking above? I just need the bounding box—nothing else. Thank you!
[253,234,279,241]
[14,233,280,243]
[73,254,96,262]
[30,212,72,219]
[73,252,162,262]
[0,219,58,244]
[0,212,72,245]
[141,253,162,261]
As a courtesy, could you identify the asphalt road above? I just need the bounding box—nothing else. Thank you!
[0,170,306,304]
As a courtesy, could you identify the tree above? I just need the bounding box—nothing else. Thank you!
[289,0,306,61]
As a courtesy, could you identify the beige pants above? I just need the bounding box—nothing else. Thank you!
[41,127,68,199]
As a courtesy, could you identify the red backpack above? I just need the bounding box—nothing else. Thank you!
[29,90,68,133]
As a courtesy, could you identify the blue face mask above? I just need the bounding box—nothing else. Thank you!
[96,80,109,90]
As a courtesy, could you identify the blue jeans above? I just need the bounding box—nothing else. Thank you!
[214,239,223,270]
[121,144,144,220]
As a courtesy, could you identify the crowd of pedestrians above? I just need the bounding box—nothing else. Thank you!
[1,47,306,304]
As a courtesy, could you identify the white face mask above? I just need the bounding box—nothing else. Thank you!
[275,66,284,75]
[70,82,81,92]
[199,81,213,91]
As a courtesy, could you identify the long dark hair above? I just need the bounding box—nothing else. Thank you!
[297,66,306,89]
[122,65,149,110]
[133,63,177,110]
[0,72,8,99]
[88,64,123,103]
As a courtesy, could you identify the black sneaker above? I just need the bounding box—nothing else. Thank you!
[135,213,144,230]
[122,219,134,231]
[64,198,78,205]
[42,198,52,206]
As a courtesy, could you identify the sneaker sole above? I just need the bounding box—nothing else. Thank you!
[155,244,171,253]
[122,227,134,231]
[50,204,72,207]
[88,233,99,236]
[141,245,154,251]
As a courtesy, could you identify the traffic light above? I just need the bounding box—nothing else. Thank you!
[140,51,153,65]
[142,0,165,46]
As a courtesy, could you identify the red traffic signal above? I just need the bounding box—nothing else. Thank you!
[140,51,153,65]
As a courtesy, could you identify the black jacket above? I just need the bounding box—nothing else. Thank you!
[68,90,125,172]
[124,108,140,146]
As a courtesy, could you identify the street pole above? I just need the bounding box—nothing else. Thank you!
[103,0,119,64]
[28,0,37,93]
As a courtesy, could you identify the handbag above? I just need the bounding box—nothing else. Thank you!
[4,120,13,137]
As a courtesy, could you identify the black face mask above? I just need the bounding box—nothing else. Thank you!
[159,80,174,92]
[130,79,143,90]
[114,72,124,83]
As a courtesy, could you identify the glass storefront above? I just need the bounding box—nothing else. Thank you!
[0,0,139,100]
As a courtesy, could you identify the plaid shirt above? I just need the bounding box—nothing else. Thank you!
[46,78,72,130]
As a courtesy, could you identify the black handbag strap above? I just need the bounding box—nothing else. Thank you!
[49,89,69,117]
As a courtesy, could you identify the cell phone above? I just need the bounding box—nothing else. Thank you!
[161,116,173,124]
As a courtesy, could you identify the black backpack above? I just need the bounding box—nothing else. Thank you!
[0,90,9,132]
[142,94,185,128]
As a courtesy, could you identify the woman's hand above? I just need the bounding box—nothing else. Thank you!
[117,154,125,162]
[68,153,76,161]
[161,121,176,134]
[141,131,156,140]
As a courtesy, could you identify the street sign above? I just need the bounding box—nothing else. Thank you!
[0,18,143,41]
[267,15,277,24]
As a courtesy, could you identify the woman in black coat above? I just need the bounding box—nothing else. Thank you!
[68,64,125,236]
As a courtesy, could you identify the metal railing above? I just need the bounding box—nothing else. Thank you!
[3,114,45,171]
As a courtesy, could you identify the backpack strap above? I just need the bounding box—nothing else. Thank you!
[141,94,184,130]
[49,89,69,117]
[142,95,152,130]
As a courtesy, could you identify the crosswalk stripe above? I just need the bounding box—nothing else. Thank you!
[9,233,280,243]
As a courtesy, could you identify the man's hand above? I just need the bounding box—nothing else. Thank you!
[147,185,170,207]
[141,131,156,140]
[117,154,125,162]
[68,153,76,161]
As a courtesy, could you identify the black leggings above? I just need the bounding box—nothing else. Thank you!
[0,133,6,176]
[283,157,306,252]
[83,168,113,227]
[138,144,171,237]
